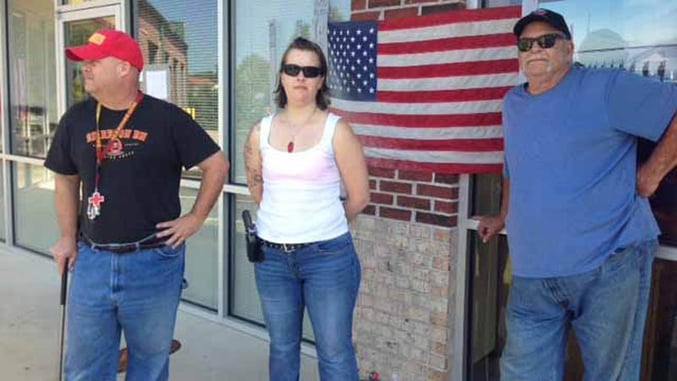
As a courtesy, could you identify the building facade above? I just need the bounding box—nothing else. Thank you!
[0,0,675,380]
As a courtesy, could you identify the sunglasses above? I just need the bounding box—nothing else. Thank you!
[517,33,568,52]
[281,64,323,78]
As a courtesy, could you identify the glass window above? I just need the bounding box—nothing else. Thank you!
[467,231,509,381]
[482,0,521,7]
[64,17,116,107]
[13,163,59,253]
[470,174,502,217]
[542,0,677,246]
[8,0,58,158]
[231,194,262,321]
[229,0,351,336]
[133,0,220,178]
[180,187,219,310]
[231,0,351,184]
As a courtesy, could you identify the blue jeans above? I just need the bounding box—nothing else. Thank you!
[255,232,361,381]
[501,239,657,381]
[65,241,185,381]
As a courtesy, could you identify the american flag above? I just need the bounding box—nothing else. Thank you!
[327,6,521,173]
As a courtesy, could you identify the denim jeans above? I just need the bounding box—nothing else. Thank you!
[65,241,185,381]
[501,239,657,381]
[255,232,361,381]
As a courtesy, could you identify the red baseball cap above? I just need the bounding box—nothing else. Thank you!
[66,29,144,71]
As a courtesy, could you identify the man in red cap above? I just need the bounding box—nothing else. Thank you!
[45,29,229,380]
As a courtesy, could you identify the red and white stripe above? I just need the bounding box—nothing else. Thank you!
[330,6,521,173]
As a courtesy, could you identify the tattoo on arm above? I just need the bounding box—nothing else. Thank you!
[244,123,264,203]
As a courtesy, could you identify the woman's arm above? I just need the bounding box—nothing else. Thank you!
[244,122,263,204]
[333,119,370,222]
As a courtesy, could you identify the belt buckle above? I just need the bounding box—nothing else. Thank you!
[111,244,134,254]
[282,243,293,253]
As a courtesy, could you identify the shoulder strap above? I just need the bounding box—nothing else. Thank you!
[259,114,274,148]
[320,113,341,151]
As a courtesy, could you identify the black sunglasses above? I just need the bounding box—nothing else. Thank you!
[281,64,323,78]
[517,33,568,52]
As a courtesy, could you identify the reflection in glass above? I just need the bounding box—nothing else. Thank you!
[546,1,677,84]
[64,17,116,107]
[13,163,59,253]
[61,0,97,4]
[649,259,677,380]
[467,231,509,381]
[231,194,263,322]
[482,0,521,7]
[545,1,677,247]
[470,174,503,217]
[133,0,220,179]
[8,0,58,158]
[180,187,219,310]
[230,194,315,340]
[231,0,351,184]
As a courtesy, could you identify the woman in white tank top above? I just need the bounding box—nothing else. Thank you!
[244,37,369,381]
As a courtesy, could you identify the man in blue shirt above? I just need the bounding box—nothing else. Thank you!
[478,9,677,381]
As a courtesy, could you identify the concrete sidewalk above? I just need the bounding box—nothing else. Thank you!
[0,247,319,381]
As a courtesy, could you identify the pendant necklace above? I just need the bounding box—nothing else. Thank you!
[286,107,317,153]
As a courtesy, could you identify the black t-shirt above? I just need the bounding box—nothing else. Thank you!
[44,95,220,244]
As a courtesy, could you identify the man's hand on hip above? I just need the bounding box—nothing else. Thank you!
[50,236,78,276]
[156,212,206,249]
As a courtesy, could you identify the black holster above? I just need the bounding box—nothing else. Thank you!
[242,210,264,263]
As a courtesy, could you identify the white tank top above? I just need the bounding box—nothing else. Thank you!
[256,112,348,243]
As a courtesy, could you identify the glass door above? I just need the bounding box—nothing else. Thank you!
[56,5,123,114]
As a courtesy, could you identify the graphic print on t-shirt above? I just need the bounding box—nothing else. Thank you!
[85,127,149,160]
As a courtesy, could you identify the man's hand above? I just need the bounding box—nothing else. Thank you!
[156,212,205,248]
[50,236,78,276]
[636,164,662,197]
[477,215,506,243]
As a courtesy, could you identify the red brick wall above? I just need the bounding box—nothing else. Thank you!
[366,168,459,228]
[353,0,466,228]
[351,0,465,20]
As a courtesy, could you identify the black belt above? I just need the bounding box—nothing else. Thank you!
[259,238,312,253]
[80,235,166,254]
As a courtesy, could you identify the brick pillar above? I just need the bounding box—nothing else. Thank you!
[353,170,460,381]
[347,2,470,380]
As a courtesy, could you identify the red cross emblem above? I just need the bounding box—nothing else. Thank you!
[109,138,123,155]
[88,191,105,208]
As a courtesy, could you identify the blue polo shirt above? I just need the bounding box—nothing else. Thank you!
[503,67,677,277]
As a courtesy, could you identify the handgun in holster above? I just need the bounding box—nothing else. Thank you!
[242,210,264,262]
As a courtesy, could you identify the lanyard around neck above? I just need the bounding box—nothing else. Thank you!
[93,92,144,190]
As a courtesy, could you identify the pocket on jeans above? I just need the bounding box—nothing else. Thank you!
[315,233,352,255]
[73,241,92,270]
[608,246,631,261]
[604,245,638,275]
[152,244,184,259]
